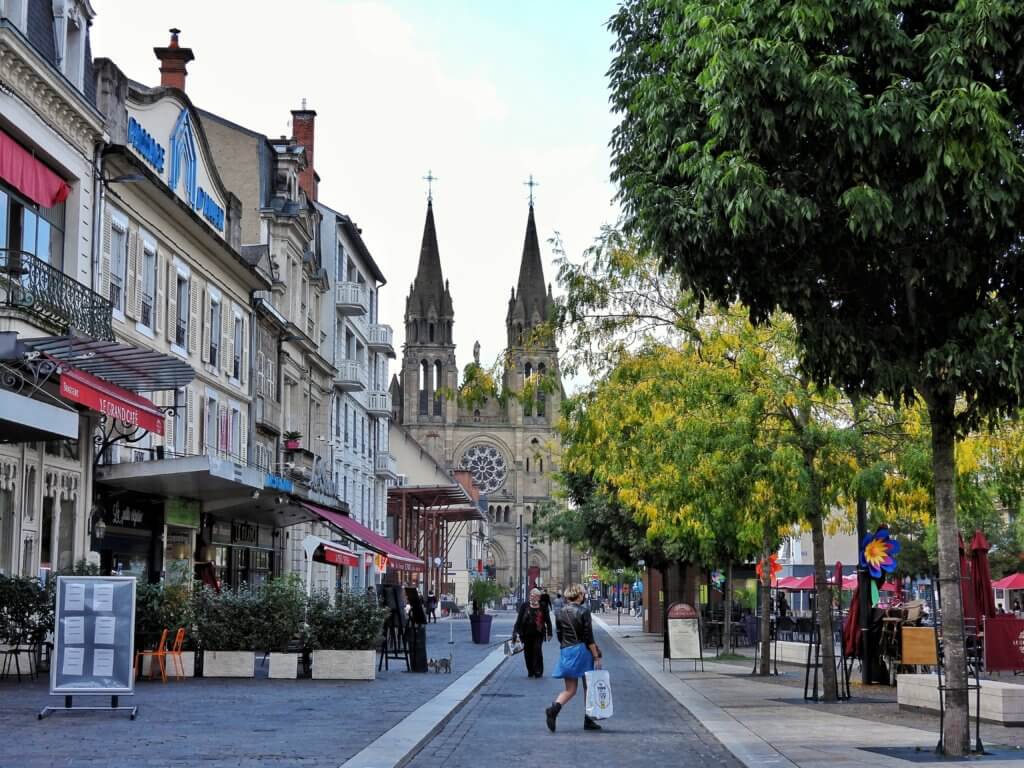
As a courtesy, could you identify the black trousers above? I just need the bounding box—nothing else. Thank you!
[522,637,544,677]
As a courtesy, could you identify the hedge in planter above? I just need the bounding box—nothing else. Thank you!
[253,575,306,679]
[190,584,259,677]
[307,591,388,680]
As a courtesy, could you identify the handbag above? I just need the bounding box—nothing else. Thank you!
[584,669,613,720]
[503,639,524,656]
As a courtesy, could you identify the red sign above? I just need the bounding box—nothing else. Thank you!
[59,367,164,435]
[320,546,359,568]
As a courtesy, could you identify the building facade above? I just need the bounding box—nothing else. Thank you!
[394,198,571,595]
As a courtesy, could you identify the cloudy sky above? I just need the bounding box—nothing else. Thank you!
[91,0,620,381]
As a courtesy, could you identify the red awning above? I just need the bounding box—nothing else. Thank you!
[302,502,424,571]
[59,366,164,435]
[315,540,359,568]
[0,129,71,208]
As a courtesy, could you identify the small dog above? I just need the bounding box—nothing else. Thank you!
[428,657,452,673]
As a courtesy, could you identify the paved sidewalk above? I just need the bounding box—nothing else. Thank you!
[0,614,516,768]
[594,616,1024,767]
[405,621,742,767]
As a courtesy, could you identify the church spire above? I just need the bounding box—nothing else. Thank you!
[405,199,453,347]
[507,202,553,344]
[413,200,445,303]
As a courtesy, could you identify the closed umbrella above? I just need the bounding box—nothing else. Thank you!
[959,532,975,626]
[843,586,861,657]
[970,529,996,625]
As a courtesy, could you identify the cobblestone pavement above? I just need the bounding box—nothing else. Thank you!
[0,615,516,768]
[406,622,742,768]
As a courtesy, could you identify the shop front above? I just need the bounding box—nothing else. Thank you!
[91,495,162,582]
[205,517,277,589]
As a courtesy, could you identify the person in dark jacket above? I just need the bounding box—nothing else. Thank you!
[545,583,603,732]
[514,588,553,678]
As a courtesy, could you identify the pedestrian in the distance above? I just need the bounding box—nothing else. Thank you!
[545,583,603,732]
[514,588,553,678]
[427,589,438,623]
[539,589,552,614]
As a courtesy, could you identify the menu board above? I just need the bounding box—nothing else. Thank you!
[50,577,136,695]
[666,617,702,660]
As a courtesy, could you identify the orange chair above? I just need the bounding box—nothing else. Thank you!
[134,628,169,683]
[167,628,187,681]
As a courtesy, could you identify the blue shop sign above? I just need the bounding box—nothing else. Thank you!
[264,474,293,493]
[127,117,165,173]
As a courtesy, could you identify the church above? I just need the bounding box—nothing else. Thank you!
[390,195,574,595]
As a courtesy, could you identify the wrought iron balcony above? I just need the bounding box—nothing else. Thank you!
[0,249,114,341]
[367,323,395,357]
[367,389,391,416]
[335,281,368,316]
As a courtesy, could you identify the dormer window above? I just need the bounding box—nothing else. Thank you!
[52,0,91,91]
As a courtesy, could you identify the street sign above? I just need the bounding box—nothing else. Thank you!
[591,578,600,588]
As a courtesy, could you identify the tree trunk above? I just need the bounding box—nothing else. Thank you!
[723,561,733,654]
[758,525,773,675]
[924,388,969,755]
[807,450,837,701]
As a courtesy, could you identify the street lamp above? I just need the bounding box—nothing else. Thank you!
[616,567,624,625]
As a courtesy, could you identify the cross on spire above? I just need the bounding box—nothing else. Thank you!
[524,174,539,206]
[423,169,439,202]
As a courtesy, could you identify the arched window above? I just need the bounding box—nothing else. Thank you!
[410,322,417,343]
[429,323,435,342]
[433,360,443,416]
[504,506,510,523]
[526,457,530,473]
[537,363,547,417]
[419,360,429,415]
[523,363,533,417]
[539,458,543,473]
[473,409,481,422]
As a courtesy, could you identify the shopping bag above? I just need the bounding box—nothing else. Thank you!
[584,669,613,719]
[503,639,524,656]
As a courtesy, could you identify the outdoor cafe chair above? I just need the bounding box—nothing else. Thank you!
[0,631,36,683]
[166,628,187,681]
[134,628,169,683]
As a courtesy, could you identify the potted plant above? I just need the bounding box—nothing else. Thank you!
[283,431,303,451]
[306,591,388,680]
[253,575,306,679]
[191,584,258,677]
[468,579,502,644]
[0,575,51,676]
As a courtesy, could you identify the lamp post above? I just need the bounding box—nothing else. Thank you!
[616,567,624,625]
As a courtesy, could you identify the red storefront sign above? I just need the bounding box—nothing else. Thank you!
[320,546,359,568]
[59,367,164,436]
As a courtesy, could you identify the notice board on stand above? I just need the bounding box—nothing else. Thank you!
[663,602,703,671]
[50,576,137,695]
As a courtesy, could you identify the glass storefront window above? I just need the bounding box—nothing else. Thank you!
[0,181,65,269]
[58,498,75,572]
[164,526,192,583]
[0,488,14,576]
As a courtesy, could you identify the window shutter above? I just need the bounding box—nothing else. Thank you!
[166,263,177,343]
[240,314,248,387]
[155,251,164,337]
[188,277,200,354]
[240,405,249,463]
[221,306,232,376]
[200,290,210,364]
[134,236,146,322]
[186,385,195,454]
[100,207,112,304]
[218,403,229,452]
[162,391,174,451]
[256,351,265,398]
[124,228,138,320]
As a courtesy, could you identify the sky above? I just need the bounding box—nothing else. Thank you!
[91,0,621,381]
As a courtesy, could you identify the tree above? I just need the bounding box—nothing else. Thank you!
[609,2,1024,752]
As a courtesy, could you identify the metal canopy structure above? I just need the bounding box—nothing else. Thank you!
[19,335,195,391]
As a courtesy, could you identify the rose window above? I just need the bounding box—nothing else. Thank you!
[460,444,508,494]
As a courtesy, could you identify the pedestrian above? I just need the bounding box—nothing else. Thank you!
[514,588,553,678]
[777,591,789,618]
[427,589,438,623]
[539,589,551,614]
[545,583,603,732]
[553,592,564,610]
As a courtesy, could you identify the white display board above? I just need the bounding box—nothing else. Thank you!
[50,577,137,696]
[666,617,701,660]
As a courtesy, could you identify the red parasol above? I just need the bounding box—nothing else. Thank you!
[971,530,996,624]
[843,586,861,657]
[993,572,1024,591]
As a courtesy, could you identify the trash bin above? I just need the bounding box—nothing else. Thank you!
[408,624,428,673]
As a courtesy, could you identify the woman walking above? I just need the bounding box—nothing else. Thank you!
[545,583,603,732]
[514,588,553,678]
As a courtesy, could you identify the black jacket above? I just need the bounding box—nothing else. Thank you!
[555,603,596,650]
[515,603,553,640]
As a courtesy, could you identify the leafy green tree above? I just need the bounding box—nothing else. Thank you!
[608,1,1024,751]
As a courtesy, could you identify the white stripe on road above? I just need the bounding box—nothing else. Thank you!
[338,646,508,768]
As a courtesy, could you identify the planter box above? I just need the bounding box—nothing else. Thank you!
[203,650,255,678]
[141,651,195,678]
[470,614,493,644]
[284,439,301,450]
[311,650,375,680]
[268,652,300,679]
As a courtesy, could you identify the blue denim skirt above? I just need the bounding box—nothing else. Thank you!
[552,642,593,679]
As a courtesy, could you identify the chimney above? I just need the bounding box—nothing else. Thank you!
[154,28,194,92]
[292,101,318,201]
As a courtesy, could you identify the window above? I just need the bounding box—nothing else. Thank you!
[344,403,349,444]
[175,275,189,348]
[141,242,157,329]
[0,180,65,268]
[233,316,243,380]
[109,222,127,312]
[205,396,217,452]
[231,406,241,458]
[209,297,221,367]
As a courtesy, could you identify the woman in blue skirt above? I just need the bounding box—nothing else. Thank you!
[546,583,603,732]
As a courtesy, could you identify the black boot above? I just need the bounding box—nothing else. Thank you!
[545,701,561,732]
[584,715,602,731]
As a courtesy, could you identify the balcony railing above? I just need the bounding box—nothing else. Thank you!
[367,323,395,355]
[0,249,114,340]
[367,390,391,416]
[335,359,367,392]
[374,451,398,479]
[335,281,368,316]
[254,395,282,434]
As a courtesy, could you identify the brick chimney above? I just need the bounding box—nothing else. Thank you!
[291,103,318,201]
[154,28,194,91]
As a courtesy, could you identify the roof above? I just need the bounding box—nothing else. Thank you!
[315,201,387,285]
[20,335,194,391]
[508,202,554,326]
[406,200,453,320]
[387,483,473,509]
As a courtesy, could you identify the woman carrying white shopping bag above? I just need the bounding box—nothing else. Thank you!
[545,583,605,732]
